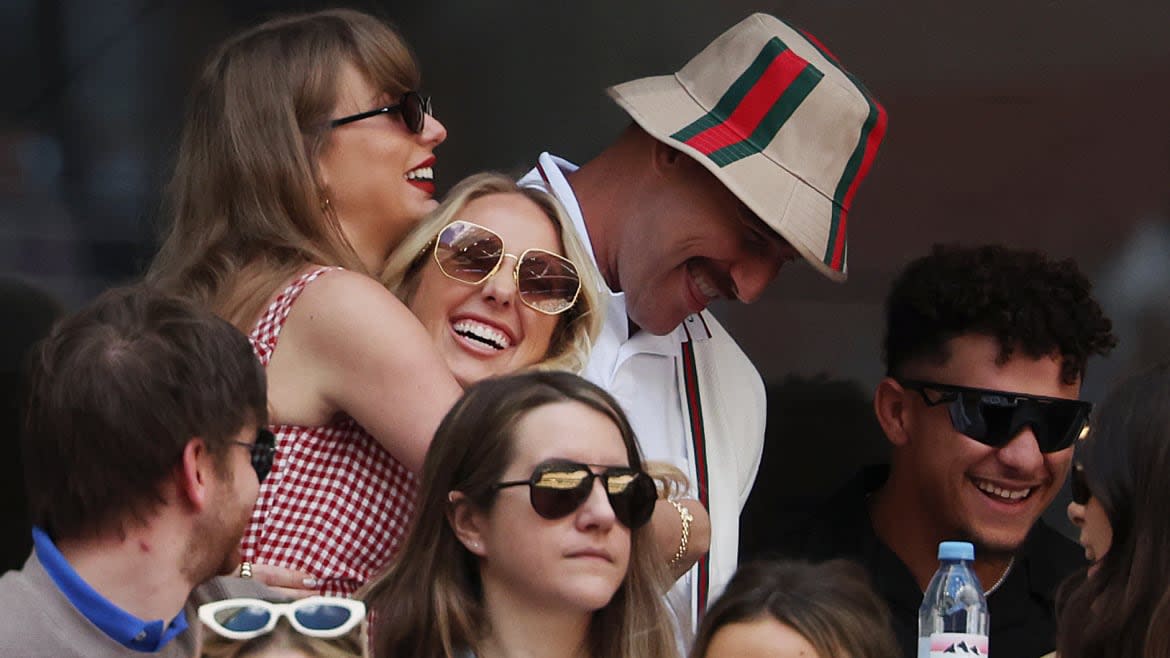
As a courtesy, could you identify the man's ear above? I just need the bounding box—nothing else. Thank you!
[874,377,913,448]
[176,438,212,512]
[446,491,488,557]
[649,138,684,177]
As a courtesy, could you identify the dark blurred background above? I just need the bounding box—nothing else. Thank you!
[3,0,1169,533]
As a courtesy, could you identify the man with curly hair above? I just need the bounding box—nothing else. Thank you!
[753,244,1116,658]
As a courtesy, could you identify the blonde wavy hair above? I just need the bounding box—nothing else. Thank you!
[149,8,421,330]
[361,371,679,658]
[381,172,603,375]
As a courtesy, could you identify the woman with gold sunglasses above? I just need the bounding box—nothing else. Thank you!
[381,172,603,385]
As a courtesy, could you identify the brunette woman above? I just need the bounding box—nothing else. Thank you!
[149,9,459,596]
[363,371,679,658]
[1056,363,1170,658]
[690,559,898,658]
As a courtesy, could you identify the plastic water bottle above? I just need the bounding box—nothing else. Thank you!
[917,541,989,657]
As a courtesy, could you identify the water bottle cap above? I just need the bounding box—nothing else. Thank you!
[938,541,975,561]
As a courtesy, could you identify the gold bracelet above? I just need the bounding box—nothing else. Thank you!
[667,500,693,568]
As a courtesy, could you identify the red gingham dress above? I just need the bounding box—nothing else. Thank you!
[239,267,417,596]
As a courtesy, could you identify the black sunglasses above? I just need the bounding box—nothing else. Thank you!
[1070,461,1092,505]
[329,91,432,134]
[494,460,657,529]
[231,428,276,484]
[898,379,1092,453]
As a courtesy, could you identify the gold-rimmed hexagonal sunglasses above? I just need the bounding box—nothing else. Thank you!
[431,220,582,315]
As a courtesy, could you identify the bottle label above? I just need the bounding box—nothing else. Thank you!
[926,632,988,656]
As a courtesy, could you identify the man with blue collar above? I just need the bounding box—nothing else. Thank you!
[0,286,271,657]
[520,12,887,643]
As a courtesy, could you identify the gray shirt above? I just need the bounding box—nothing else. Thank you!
[0,553,197,658]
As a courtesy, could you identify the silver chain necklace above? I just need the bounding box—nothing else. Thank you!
[985,555,1015,596]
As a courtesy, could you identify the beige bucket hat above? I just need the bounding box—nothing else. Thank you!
[608,13,888,281]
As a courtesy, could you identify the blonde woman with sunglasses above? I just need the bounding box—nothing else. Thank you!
[381,172,604,382]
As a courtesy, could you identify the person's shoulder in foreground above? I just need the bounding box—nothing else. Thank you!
[0,284,270,657]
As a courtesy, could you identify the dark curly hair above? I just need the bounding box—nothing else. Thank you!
[883,244,1116,384]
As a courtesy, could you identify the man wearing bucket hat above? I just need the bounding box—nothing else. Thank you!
[520,12,887,640]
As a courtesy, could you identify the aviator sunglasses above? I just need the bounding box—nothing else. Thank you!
[329,90,432,134]
[198,596,365,640]
[494,459,658,529]
[231,428,276,484]
[898,379,1092,453]
[432,220,582,315]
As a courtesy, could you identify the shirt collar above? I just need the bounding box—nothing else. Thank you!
[33,527,189,652]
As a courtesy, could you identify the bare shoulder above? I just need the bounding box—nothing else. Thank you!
[279,268,440,378]
[286,269,418,345]
[293,268,410,317]
[267,267,458,468]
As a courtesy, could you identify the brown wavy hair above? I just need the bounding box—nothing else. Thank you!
[149,8,420,330]
[1055,362,1170,658]
[361,371,678,658]
[690,559,899,658]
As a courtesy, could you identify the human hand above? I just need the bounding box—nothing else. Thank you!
[243,562,321,599]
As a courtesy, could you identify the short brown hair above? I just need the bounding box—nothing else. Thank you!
[691,559,900,658]
[23,285,267,541]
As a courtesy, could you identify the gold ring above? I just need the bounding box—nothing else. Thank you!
[239,561,253,579]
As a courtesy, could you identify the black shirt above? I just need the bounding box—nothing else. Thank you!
[744,466,1084,658]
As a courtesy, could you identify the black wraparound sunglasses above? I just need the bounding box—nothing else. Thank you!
[494,459,657,529]
[231,428,276,483]
[898,379,1092,453]
[329,91,432,134]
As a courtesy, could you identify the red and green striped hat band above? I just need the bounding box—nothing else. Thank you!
[607,13,887,281]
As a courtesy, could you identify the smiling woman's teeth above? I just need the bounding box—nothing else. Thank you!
[974,479,1032,501]
[405,166,433,182]
[453,319,510,350]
